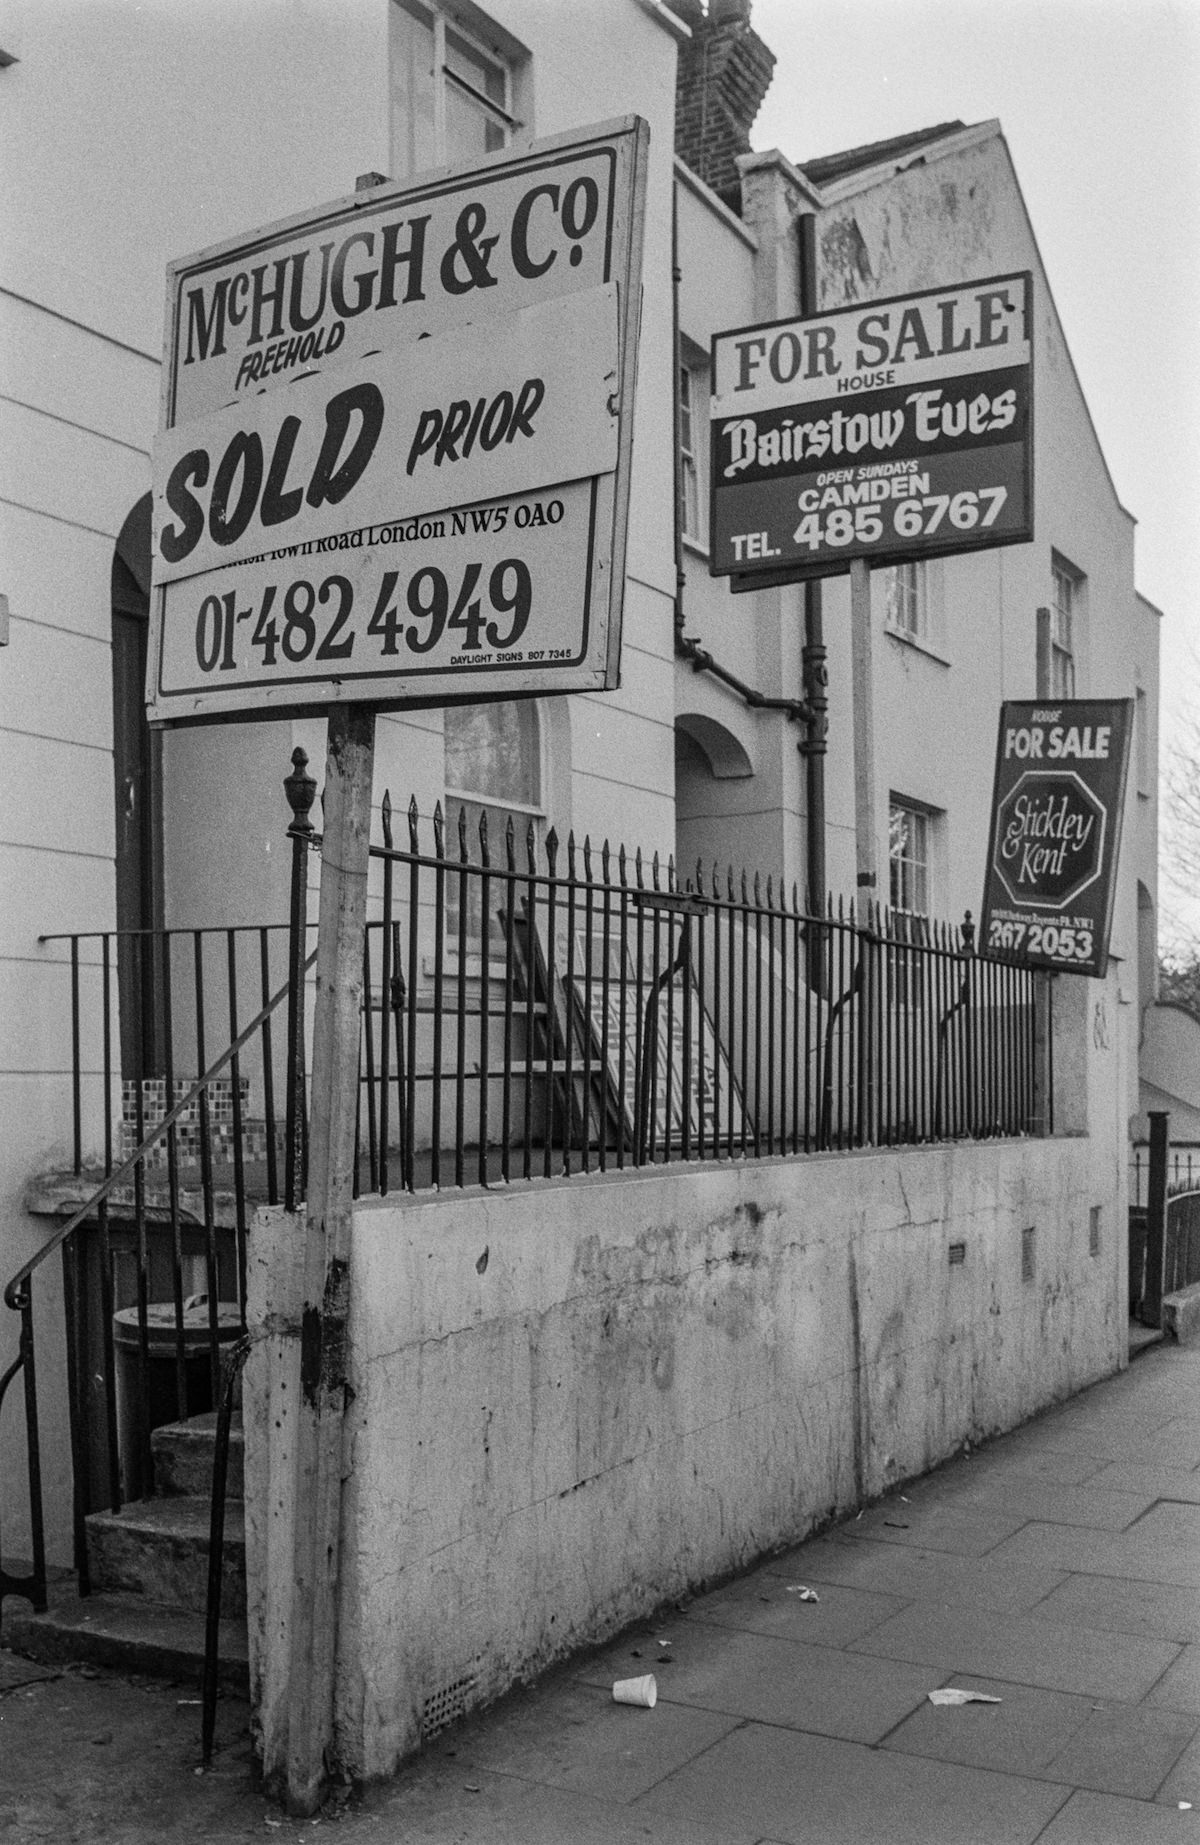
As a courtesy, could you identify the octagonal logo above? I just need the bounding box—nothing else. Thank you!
[992,769,1107,909]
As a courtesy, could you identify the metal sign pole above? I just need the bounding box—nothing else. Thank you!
[850,557,877,898]
[1031,605,1053,1133]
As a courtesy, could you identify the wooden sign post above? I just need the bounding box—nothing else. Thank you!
[273,702,375,1813]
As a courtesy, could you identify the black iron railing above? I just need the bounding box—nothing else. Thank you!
[0,947,310,1613]
[352,796,1040,1194]
[1129,1119,1200,1327]
[1130,1139,1200,1208]
[1164,1191,1200,1296]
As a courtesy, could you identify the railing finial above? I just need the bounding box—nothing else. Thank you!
[284,747,317,838]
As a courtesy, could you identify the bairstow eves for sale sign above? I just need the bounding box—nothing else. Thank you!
[980,700,1133,979]
[709,273,1033,582]
[146,118,648,726]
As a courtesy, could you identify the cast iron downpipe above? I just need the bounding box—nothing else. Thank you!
[798,211,828,919]
[671,178,815,743]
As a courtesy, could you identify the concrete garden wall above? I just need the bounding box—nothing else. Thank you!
[245,1136,1124,1781]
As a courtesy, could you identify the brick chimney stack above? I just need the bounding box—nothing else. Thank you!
[672,0,776,209]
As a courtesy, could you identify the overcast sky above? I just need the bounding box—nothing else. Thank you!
[747,0,1200,933]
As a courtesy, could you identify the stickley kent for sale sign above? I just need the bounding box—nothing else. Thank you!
[147,118,648,725]
[709,273,1033,581]
[980,700,1133,978]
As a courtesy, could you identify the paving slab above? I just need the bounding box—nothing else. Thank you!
[1036,1573,1200,1645]
[1088,1463,1200,1504]
[773,1534,1067,1613]
[1149,1646,1200,1716]
[847,1599,1180,1699]
[364,1764,764,1845]
[0,1656,59,1694]
[833,1499,1030,1555]
[442,1676,739,1803]
[632,1718,1069,1845]
[922,1443,1107,1487]
[575,1620,940,1743]
[1008,1419,1200,1470]
[1134,1503,1200,1543]
[990,1520,1200,1587]
[0,1665,263,1840]
[935,1474,1158,1530]
[1035,1787,1200,1842]
[685,1570,907,1649]
[880,1672,1095,1775]
[1157,1728,1200,1806]
[1042,1701,1199,1799]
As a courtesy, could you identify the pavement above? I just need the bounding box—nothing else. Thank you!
[5,1337,1200,1843]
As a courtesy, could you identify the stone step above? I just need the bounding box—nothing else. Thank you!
[3,1585,248,1691]
[86,1495,245,1618]
[152,1413,244,1500]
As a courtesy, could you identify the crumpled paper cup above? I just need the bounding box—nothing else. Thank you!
[612,1674,657,1708]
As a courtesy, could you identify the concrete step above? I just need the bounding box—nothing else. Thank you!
[152,1413,244,1500]
[3,1584,248,1690]
[86,1495,245,1617]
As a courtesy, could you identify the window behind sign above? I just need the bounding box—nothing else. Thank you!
[1050,557,1080,698]
[390,0,525,178]
[444,700,542,949]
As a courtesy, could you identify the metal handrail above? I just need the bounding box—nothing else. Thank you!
[0,947,316,1616]
[4,950,316,1314]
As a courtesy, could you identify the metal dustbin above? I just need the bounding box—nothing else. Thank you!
[113,1298,243,1500]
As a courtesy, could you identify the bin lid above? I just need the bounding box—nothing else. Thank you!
[113,1300,243,1352]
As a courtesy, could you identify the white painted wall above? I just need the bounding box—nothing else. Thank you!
[246,1135,1125,1780]
[0,0,684,1568]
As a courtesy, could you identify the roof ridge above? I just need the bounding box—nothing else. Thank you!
[800,121,968,185]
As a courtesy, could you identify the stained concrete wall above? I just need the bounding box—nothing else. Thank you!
[245,1133,1123,1781]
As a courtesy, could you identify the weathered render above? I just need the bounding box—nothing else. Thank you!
[247,1131,1120,1779]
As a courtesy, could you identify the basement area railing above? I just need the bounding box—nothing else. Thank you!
[0,957,309,1615]
[356,794,1040,1193]
[1130,1139,1200,1209]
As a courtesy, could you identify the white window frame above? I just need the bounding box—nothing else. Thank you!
[1050,557,1079,699]
[888,795,942,1005]
[678,351,708,549]
[390,0,523,179]
[888,797,933,922]
[443,701,544,960]
[880,561,928,642]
